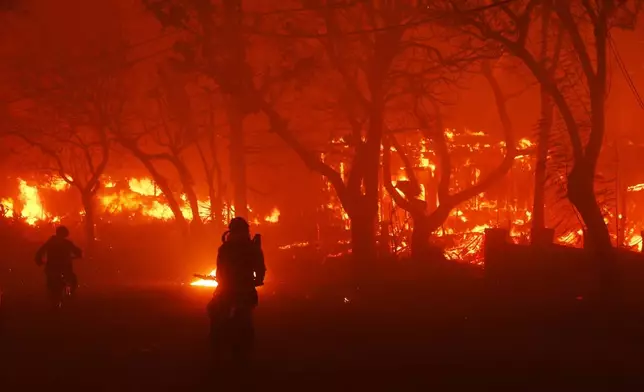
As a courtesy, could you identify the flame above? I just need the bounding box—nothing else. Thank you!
[49,176,71,191]
[128,178,160,197]
[190,269,218,287]
[3,126,644,266]
[2,176,278,227]
[98,178,259,223]
[19,180,46,225]
[627,183,644,192]
[278,241,309,250]
[556,229,584,245]
[628,234,643,252]
[264,208,280,223]
[190,268,266,288]
[395,172,409,183]
[1,198,14,218]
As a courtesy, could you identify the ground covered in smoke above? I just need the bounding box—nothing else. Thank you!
[2,267,643,391]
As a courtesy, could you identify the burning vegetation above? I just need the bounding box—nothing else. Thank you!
[0,0,643,289]
[0,177,280,226]
[2,125,642,271]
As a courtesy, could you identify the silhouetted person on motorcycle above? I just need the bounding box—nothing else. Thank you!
[208,217,266,365]
[35,226,82,301]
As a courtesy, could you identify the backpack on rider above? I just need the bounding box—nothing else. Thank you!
[207,217,266,365]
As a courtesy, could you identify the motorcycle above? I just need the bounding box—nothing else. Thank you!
[47,269,75,310]
[195,234,263,365]
[42,255,80,310]
[195,273,263,365]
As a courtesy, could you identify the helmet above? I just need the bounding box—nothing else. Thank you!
[55,226,70,238]
[228,217,250,233]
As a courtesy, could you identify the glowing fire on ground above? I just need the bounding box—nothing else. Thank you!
[2,128,644,267]
[190,269,218,287]
[190,269,266,288]
[1,177,281,226]
[324,129,644,261]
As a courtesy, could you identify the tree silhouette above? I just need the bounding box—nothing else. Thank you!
[382,61,518,258]
[435,0,642,292]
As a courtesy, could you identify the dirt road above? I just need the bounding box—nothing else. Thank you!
[1,283,642,391]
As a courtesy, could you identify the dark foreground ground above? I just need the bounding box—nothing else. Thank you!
[2,280,644,391]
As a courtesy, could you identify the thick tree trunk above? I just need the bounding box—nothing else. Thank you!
[347,102,383,266]
[532,1,554,240]
[349,202,377,264]
[410,205,451,259]
[227,106,248,219]
[567,162,614,291]
[410,212,431,259]
[531,87,554,241]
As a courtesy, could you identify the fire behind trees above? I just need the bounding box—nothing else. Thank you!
[0,1,643,284]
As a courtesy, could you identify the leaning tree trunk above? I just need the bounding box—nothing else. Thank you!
[568,163,615,306]
[567,160,614,276]
[121,144,189,233]
[227,106,248,219]
[178,174,202,226]
[569,26,615,299]
[167,154,203,227]
[139,158,189,234]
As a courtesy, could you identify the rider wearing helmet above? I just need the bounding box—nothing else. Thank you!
[208,217,266,361]
[35,226,82,297]
[216,217,265,292]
